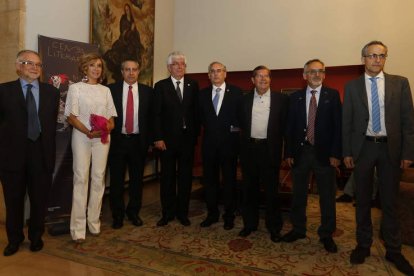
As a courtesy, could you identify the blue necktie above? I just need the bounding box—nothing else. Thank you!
[370,77,381,133]
[26,84,41,141]
[213,87,221,115]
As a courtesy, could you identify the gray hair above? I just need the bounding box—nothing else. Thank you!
[16,49,40,61]
[361,41,388,57]
[208,61,227,72]
[167,51,186,65]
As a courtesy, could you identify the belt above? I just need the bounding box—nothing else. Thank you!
[249,138,267,144]
[121,133,140,138]
[366,136,387,143]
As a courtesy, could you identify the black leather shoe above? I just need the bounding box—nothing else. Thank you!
[320,237,338,253]
[3,243,20,256]
[200,217,219,228]
[350,246,370,264]
[223,220,234,230]
[281,230,306,242]
[156,217,173,227]
[270,231,282,243]
[385,252,414,276]
[112,219,124,229]
[177,217,191,226]
[238,228,256,237]
[30,239,44,252]
[336,193,353,202]
[128,216,143,227]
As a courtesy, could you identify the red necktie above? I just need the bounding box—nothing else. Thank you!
[125,85,134,134]
[306,90,317,145]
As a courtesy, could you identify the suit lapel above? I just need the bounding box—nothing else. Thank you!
[217,85,231,117]
[384,73,393,110]
[115,83,124,124]
[246,92,254,134]
[298,89,307,127]
[15,80,27,111]
[357,75,368,110]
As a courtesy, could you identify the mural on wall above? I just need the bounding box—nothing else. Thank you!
[90,0,155,85]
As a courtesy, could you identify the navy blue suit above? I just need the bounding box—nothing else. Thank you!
[285,86,341,238]
[198,84,242,221]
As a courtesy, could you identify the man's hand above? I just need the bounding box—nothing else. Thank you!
[344,156,354,169]
[401,159,413,169]
[286,158,294,168]
[329,157,341,168]
[154,140,167,151]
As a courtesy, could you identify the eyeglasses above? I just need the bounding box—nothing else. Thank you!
[123,68,138,72]
[364,54,387,60]
[19,60,43,68]
[209,69,225,74]
[306,69,325,75]
[170,62,186,67]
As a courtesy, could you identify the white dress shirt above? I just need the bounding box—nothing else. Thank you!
[251,89,270,139]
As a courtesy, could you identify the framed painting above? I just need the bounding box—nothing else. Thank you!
[90,0,155,85]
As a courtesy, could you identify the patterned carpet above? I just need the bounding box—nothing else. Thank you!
[43,195,413,275]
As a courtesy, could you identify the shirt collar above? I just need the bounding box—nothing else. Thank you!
[365,71,384,80]
[123,81,138,89]
[171,76,183,83]
[306,85,322,95]
[213,83,225,92]
[20,78,39,89]
[254,89,270,97]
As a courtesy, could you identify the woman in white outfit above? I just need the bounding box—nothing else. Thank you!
[64,53,117,243]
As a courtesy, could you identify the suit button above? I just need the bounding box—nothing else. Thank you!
[300,143,304,146]
[303,129,306,132]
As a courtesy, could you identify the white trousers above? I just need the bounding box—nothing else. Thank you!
[70,129,110,240]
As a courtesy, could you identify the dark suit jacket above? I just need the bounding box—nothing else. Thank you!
[285,86,342,164]
[153,76,199,147]
[343,73,414,165]
[0,79,59,172]
[199,84,242,154]
[108,81,153,150]
[240,91,288,166]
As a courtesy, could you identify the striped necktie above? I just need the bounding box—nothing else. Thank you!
[370,77,381,133]
[306,90,317,145]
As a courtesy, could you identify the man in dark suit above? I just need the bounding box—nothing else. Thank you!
[239,65,288,242]
[198,61,242,230]
[0,50,59,256]
[283,59,341,253]
[153,51,199,227]
[108,60,153,229]
[343,41,414,275]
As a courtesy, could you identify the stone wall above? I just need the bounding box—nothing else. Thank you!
[0,0,25,222]
[0,0,25,83]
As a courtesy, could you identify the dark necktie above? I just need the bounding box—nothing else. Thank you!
[306,90,317,145]
[125,85,134,134]
[370,77,381,133]
[176,81,183,102]
[26,84,41,141]
[213,87,221,114]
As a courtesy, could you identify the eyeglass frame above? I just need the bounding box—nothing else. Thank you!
[305,69,326,76]
[363,54,387,60]
[18,60,43,69]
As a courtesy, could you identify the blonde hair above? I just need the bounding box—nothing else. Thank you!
[78,52,105,83]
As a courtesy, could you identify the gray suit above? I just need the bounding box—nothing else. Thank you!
[343,73,414,253]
